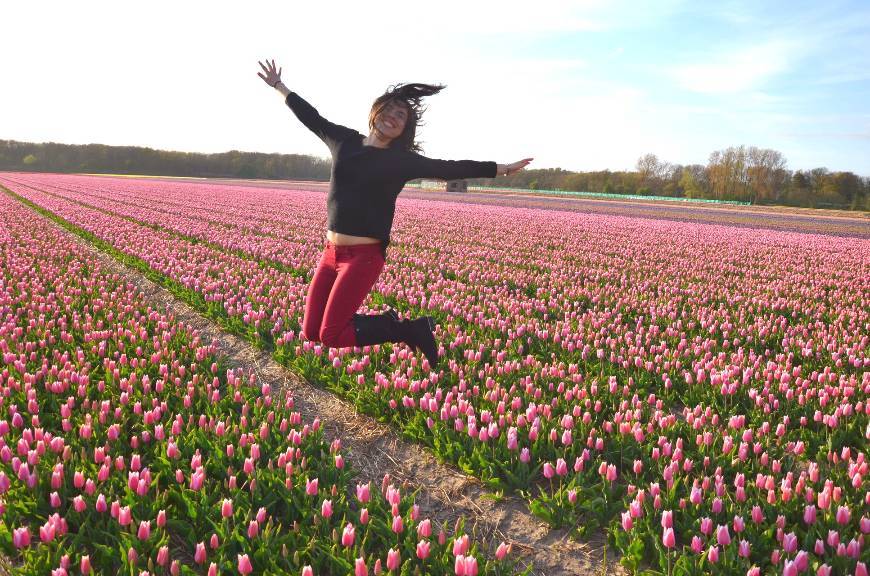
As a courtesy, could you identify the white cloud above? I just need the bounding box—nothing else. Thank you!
[669,39,796,94]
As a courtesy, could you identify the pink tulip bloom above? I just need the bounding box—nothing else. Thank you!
[306,477,319,496]
[717,525,731,546]
[321,499,333,519]
[248,520,259,539]
[221,499,233,518]
[119,506,132,526]
[342,523,355,547]
[418,519,432,538]
[543,463,555,479]
[195,542,207,564]
[691,536,703,554]
[455,554,467,576]
[707,545,719,564]
[416,539,431,560]
[495,542,511,560]
[662,527,675,548]
[387,548,400,571]
[621,512,633,531]
[352,482,369,503]
[137,520,150,540]
[661,510,673,529]
[302,567,314,576]
[355,557,368,576]
[13,526,31,548]
[392,515,403,533]
[80,555,92,575]
[453,534,470,556]
[157,545,169,566]
[836,506,850,525]
[238,553,253,575]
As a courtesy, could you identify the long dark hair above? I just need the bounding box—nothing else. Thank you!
[368,82,445,153]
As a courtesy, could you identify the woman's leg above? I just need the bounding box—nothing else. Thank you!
[301,246,337,342]
[319,245,385,348]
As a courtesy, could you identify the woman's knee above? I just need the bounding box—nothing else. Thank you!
[319,325,340,348]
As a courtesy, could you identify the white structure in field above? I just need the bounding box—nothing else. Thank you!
[420,179,467,192]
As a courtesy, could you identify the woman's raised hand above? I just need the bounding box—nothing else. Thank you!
[257,59,282,88]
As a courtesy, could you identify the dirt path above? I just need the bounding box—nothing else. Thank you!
[15,195,622,576]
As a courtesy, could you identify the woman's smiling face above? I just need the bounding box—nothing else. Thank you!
[375,99,410,139]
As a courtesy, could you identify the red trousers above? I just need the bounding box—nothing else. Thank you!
[301,240,385,347]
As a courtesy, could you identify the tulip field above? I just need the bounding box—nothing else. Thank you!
[0,171,868,576]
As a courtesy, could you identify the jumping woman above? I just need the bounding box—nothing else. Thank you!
[257,59,533,369]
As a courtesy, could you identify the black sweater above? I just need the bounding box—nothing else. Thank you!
[285,91,497,253]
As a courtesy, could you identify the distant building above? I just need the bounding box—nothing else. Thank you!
[446,180,467,192]
[419,179,467,192]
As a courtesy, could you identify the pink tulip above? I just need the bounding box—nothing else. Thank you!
[717,525,731,546]
[661,510,673,528]
[302,567,314,576]
[248,520,259,539]
[392,515,403,533]
[495,542,511,560]
[416,539,431,560]
[157,545,169,566]
[836,506,850,525]
[322,499,333,519]
[80,555,92,574]
[662,527,675,548]
[355,557,368,576]
[342,523,355,547]
[356,482,371,503]
[137,520,150,540]
[238,553,253,575]
[418,519,432,538]
[707,545,719,564]
[306,477,318,496]
[13,526,31,548]
[195,542,207,564]
[387,548,400,571]
[221,499,233,518]
[119,506,132,526]
[543,463,555,479]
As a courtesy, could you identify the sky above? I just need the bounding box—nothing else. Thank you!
[2,0,869,175]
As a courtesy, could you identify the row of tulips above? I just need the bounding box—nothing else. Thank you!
[1,173,867,575]
[0,190,515,574]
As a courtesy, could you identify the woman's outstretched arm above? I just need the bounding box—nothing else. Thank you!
[257,59,356,151]
[403,152,533,181]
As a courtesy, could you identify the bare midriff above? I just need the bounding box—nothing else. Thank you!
[326,230,381,246]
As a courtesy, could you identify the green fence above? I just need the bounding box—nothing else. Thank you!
[404,182,751,206]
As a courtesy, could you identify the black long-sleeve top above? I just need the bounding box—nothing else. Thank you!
[285,91,497,254]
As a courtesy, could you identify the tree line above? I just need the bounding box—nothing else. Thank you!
[1,139,867,210]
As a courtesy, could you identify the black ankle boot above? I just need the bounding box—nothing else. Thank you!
[352,311,403,347]
[352,310,439,369]
[403,316,439,369]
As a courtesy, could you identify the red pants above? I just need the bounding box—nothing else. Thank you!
[301,240,385,347]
